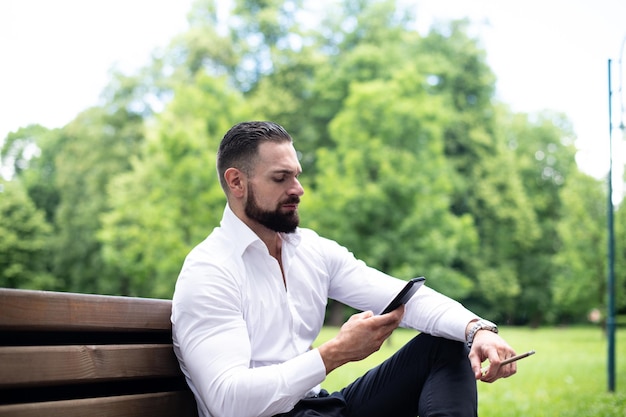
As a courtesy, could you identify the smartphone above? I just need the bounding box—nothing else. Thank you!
[380,277,426,315]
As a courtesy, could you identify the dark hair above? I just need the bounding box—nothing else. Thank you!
[217,121,293,191]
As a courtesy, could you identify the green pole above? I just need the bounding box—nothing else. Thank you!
[607,59,616,393]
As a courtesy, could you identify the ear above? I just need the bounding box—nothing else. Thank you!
[224,167,246,198]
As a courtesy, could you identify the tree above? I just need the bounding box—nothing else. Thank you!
[502,110,580,324]
[99,73,250,297]
[1,124,47,178]
[1,68,149,295]
[413,22,541,320]
[246,0,420,173]
[49,102,145,294]
[0,180,57,289]
[1,125,61,223]
[612,183,626,315]
[551,171,607,321]
[303,64,478,300]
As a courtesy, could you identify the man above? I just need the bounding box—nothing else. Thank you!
[172,121,517,417]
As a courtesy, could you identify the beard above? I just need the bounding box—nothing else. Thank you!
[245,185,300,233]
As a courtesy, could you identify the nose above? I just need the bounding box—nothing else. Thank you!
[290,177,305,196]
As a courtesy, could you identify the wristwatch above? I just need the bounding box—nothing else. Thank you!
[466,319,498,348]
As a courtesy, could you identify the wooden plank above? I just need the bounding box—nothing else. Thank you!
[0,289,172,332]
[0,344,182,387]
[0,391,198,417]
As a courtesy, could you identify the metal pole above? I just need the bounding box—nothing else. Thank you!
[607,58,616,393]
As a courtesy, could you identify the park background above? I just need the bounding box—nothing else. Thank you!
[1,0,625,414]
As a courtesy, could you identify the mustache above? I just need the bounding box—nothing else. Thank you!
[282,196,300,205]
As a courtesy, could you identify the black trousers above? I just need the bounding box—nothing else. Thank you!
[276,333,477,417]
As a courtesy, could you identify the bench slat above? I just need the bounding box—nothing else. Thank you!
[0,391,198,417]
[0,288,172,332]
[0,344,181,387]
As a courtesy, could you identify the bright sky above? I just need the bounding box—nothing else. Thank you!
[1,0,625,199]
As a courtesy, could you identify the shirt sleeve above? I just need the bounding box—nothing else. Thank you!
[320,235,477,342]
[402,286,478,342]
[172,260,327,417]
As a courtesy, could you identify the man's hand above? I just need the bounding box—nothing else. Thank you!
[318,306,404,374]
[468,329,517,383]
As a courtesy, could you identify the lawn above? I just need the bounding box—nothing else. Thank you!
[314,326,626,416]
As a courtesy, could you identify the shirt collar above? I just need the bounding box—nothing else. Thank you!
[220,204,302,256]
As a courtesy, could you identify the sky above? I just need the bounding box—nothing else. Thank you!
[1,0,625,199]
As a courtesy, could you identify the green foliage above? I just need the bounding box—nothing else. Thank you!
[99,73,251,297]
[615,200,626,313]
[414,23,539,320]
[552,171,607,321]
[302,64,477,298]
[1,125,62,223]
[1,124,48,177]
[0,180,57,289]
[50,104,145,294]
[502,110,581,324]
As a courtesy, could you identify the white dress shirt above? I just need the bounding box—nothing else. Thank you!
[171,205,478,417]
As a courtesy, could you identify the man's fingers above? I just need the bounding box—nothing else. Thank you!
[375,304,405,323]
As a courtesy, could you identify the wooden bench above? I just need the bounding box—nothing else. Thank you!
[0,288,198,417]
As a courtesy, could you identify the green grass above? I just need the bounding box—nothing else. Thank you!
[314,326,626,416]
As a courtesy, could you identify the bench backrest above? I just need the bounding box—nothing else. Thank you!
[0,288,198,417]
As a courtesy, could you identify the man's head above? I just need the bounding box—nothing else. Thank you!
[217,121,294,191]
[217,121,304,233]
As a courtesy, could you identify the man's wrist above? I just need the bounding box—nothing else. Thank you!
[317,339,345,374]
[465,319,498,348]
